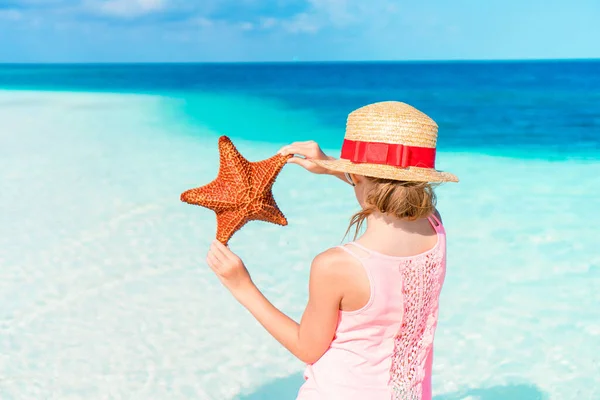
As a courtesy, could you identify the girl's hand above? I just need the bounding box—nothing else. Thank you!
[206,240,253,294]
[278,141,333,175]
[278,140,351,185]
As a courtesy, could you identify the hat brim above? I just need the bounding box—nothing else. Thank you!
[312,158,459,183]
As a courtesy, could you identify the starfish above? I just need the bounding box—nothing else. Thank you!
[181,136,291,244]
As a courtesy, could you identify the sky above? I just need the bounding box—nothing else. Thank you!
[0,0,599,62]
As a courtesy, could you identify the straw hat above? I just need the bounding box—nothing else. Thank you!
[312,101,458,183]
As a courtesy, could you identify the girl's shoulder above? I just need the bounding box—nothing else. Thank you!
[314,243,373,262]
[313,246,371,312]
[313,246,355,267]
[311,246,364,277]
[310,245,369,290]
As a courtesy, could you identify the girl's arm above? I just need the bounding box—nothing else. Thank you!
[206,241,344,364]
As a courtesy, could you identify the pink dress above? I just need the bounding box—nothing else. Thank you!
[297,215,447,400]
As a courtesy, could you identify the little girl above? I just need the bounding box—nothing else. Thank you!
[206,101,458,400]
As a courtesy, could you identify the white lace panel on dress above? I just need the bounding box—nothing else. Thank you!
[389,249,445,400]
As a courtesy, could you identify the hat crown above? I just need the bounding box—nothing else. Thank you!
[345,101,438,149]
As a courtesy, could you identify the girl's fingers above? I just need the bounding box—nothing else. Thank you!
[278,143,314,157]
[278,146,295,156]
[277,145,291,155]
[209,240,227,262]
[206,251,220,272]
[212,240,236,261]
[292,141,315,146]
[287,156,316,170]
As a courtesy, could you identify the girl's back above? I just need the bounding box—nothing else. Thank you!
[298,214,446,400]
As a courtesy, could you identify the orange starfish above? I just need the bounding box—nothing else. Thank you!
[181,136,291,244]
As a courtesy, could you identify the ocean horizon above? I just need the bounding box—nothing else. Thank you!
[1,61,599,399]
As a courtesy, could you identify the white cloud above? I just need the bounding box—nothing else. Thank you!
[282,12,319,34]
[231,13,319,34]
[2,0,398,45]
[238,0,400,36]
[238,21,254,31]
[92,0,165,17]
[189,16,213,28]
[306,0,355,27]
[0,9,23,20]
[259,17,277,29]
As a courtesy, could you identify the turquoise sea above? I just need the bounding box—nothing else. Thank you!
[0,62,599,399]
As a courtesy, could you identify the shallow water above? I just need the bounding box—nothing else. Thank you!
[0,87,599,400]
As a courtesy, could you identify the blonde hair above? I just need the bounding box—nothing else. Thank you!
[345,178,437,240]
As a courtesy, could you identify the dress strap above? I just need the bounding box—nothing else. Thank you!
[427,214,444,234]
[336,243,371,259]
[346,242,373,253]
